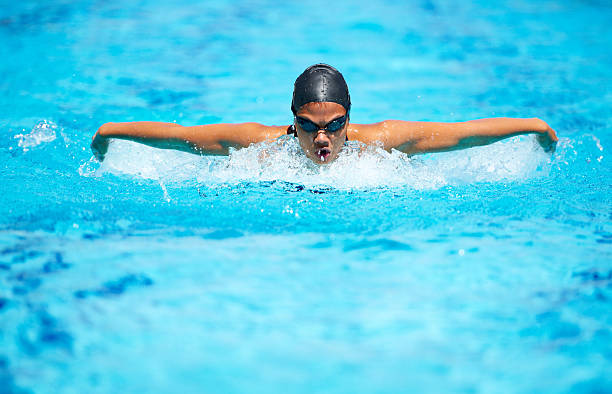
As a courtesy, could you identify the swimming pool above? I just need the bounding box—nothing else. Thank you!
[1,0,611,392]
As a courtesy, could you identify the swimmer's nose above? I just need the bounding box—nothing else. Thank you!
[314,131,330,146]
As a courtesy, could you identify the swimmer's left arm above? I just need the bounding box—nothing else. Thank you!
[358,118,558,155]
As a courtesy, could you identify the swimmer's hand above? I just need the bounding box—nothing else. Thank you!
[535,121,558,153]
[91,128,110,162]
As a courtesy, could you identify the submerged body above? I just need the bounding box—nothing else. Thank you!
[91,64,558,163]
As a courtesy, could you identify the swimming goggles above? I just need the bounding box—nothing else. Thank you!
[295,115,347,133]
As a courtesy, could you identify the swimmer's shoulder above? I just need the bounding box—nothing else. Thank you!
[348,120,425,150]
[347,121,393,145]
[250,123,287,142]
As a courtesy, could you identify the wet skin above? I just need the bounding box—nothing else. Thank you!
[295,102,348,164]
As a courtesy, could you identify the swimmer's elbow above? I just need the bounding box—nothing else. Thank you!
[97,122,116,137]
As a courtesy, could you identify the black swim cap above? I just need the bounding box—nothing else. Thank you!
[291,64,351,115]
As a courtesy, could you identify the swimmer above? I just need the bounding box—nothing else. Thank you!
[91,64,558,163]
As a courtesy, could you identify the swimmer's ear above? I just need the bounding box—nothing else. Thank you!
[346,115,350,142]
[287,124,296,136]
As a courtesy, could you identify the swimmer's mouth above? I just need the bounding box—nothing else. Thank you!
[316,148,331,162]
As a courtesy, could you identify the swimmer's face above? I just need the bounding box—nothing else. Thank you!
[294,102,349,164]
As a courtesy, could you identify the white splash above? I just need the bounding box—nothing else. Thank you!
[95,140,201,184]
[88,134,553,190]
[552,135,606,168]
[14,120,57,151]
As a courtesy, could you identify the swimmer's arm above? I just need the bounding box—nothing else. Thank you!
[91,122,286,161]
[355,118,558,155]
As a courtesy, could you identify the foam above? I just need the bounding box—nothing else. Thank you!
[86,134,554,190]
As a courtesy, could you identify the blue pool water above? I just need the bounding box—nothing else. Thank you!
[1,1,611,393]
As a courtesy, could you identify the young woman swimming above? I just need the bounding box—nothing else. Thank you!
[91,64,558,164]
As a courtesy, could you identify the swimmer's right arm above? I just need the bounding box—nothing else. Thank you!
[91,122,287,161]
